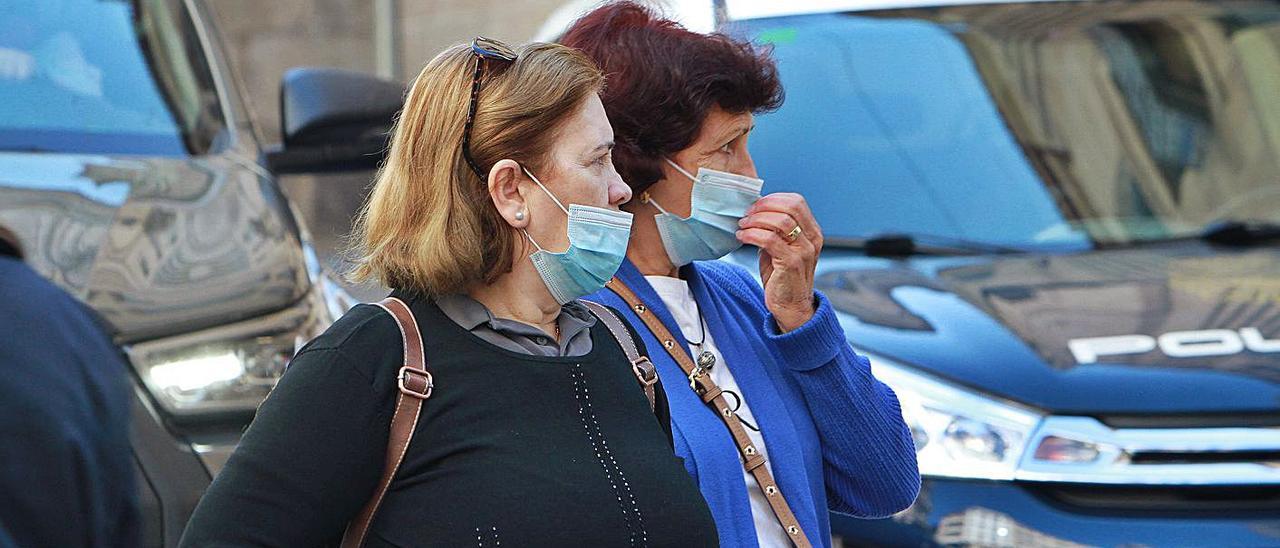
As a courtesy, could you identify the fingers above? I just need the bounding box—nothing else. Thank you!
[737,226,814,267]
[738,211,799,241]
[747,192,823,249]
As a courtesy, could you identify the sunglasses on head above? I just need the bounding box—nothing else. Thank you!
[462,36,518,181]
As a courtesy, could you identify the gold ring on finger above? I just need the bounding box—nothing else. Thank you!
[786,225,803,242]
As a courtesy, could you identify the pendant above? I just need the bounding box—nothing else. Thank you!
[697,350,717,370]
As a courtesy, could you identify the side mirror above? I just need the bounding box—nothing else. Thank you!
[265,68,403,174]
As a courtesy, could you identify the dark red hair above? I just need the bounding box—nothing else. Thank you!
[560,1,783,195]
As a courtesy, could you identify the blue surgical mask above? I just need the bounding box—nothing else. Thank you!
[646,159,763,267]
[522,167,633,305]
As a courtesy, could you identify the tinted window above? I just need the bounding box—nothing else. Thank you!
[0,0,223,156]
[732,1,1280,249]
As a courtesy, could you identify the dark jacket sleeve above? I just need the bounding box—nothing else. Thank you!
[180,310,398,547]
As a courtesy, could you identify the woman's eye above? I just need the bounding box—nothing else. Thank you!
[718,142,733,154]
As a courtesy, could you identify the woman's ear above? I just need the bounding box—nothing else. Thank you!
[488,159,528,228]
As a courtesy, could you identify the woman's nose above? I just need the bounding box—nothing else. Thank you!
[608,174,632,207]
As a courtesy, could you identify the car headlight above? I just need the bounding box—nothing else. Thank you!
[127,282,332,418]
[126,230,359,420]
[863,350,1044,480]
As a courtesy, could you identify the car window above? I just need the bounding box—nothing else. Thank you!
[0,0,223,156]
[731,1,1280,249]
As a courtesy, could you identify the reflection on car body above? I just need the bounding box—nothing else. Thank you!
[0,0,394,545]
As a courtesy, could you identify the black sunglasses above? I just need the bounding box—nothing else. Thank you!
[462,36,518,180]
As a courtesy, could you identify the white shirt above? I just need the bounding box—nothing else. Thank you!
[646,275,791,548]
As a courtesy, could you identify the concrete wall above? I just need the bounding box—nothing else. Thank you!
[207,0,564,145]
[204,0,566,299]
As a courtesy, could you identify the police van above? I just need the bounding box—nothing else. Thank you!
[541,0,1280,544]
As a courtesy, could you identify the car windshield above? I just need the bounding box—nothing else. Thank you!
[731,0,1280,250]
[0,0,223,156]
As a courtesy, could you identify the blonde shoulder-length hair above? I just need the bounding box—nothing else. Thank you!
[348,42,603,295]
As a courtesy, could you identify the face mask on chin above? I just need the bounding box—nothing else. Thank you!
[520,166,633,304]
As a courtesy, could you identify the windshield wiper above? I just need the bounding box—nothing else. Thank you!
[826,233,1029,257]
[1200,220,1280,246]
[0,147,56,153]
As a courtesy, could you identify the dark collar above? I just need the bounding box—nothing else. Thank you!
[0,238,20,259]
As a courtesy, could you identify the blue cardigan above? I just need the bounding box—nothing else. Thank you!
[587,259,920,547]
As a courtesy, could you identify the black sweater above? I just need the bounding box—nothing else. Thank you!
[180,292,718,547]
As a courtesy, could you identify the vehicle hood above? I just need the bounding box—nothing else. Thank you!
[807,243,1280,415]
[0,152,309,343]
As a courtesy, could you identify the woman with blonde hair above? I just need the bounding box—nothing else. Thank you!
[180,38,716,547]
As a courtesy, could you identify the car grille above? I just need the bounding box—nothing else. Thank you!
[1128,449,1280,466]
[1015,416,1280,486]
[1033,484,1280,513]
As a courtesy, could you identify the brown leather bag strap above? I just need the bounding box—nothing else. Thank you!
[580,299,658,412]
[340,297,432,548]
[604,278,814,548]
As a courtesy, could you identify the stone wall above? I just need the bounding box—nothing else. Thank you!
[204,0,567,299]
[207,0,565,144]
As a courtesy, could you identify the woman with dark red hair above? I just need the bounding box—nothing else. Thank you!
[564,3,921,547]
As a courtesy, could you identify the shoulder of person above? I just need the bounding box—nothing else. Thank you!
[579,300,651,360]
[0,257,84,322]
[0,257,123,357]
[305,303,404,349]
[290,303,404,383]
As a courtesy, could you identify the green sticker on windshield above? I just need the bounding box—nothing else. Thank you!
[757,28,798,45]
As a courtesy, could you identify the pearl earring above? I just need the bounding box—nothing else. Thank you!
[515,210,525,221]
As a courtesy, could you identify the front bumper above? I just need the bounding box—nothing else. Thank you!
[833,478,1280,547]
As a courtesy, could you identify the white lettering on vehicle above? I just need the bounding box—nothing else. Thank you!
[1069,328,1280,364]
